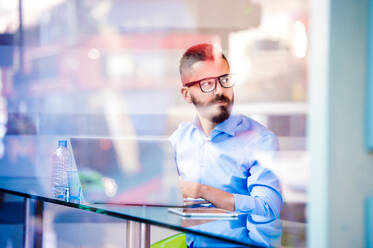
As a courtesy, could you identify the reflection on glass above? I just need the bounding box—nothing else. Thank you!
[101,176,118,197]
[0,114,37,177]
[0,1,308,243]
[69,138,183,206]
[184,213,282,247]
[66,170,82,202]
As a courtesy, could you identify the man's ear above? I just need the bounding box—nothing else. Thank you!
[181,87,192,103]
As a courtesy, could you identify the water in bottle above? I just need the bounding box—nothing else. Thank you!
[51,140,72,199]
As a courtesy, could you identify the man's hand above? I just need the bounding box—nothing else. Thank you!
[178,177,235,212]
[179,178,201,199]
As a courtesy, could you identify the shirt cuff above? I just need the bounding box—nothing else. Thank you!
[233,188,282,218]
[233,193,256,212]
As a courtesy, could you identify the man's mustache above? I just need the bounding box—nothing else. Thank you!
[210,95,231,105]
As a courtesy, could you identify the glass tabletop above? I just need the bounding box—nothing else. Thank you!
[0,177,306,247]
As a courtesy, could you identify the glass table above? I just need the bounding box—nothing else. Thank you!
[0,177,306,247]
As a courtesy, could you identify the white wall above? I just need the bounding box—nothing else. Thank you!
[308,0,373,247]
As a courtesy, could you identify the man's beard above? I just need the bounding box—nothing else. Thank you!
[191,94,234,124]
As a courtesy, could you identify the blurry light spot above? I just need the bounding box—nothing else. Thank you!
[88,48,101,60]
[102,177,118,197]
[106,54,134,78]
[0,113,7,124]
[0,19,7,33]
[0,142,4,159]
[23,0,65,27]
[293,21,307,58]
[91,1,111,20]
[99,139,112,151]
[0,126,7,138]
[228,31,250,84]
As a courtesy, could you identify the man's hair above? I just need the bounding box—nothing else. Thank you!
[179,43,229,78]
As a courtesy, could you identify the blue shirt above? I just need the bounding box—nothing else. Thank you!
[169,113,282,218]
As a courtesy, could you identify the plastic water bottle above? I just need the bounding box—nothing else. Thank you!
[51,140,72,199]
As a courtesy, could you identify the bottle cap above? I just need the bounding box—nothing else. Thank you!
[58,140,68,148]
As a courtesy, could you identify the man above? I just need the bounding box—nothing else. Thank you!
[170,44,282,218]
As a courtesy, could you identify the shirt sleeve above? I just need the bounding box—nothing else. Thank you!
[233,133,282,218]
[233,165,282,218]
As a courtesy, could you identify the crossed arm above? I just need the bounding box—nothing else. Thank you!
[179,178,235,211]
[179,165,282,218]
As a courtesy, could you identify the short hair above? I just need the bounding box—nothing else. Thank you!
[179,43,229,78]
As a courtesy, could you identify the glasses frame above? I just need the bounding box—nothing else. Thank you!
[184,73,235,93]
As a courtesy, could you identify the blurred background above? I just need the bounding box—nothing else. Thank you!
[8,0,371,247]
[0,0,309,246]
[0,0,309,209]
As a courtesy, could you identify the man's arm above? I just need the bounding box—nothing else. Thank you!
[179,179,235,211]
[179,160,282,217]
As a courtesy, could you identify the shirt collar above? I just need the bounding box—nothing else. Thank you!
[192,113,243,138]
[213,114,241,137]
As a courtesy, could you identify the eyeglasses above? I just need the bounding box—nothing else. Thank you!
[184,73,235,93]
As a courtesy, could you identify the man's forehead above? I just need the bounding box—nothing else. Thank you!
[182,58,229,83]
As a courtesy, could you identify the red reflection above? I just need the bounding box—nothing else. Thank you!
[99,139,112,151]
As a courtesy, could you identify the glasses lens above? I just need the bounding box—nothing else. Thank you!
[219,74,235,87]
[200,79,216,92]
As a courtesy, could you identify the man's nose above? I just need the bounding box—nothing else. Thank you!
[214,80,224,95]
